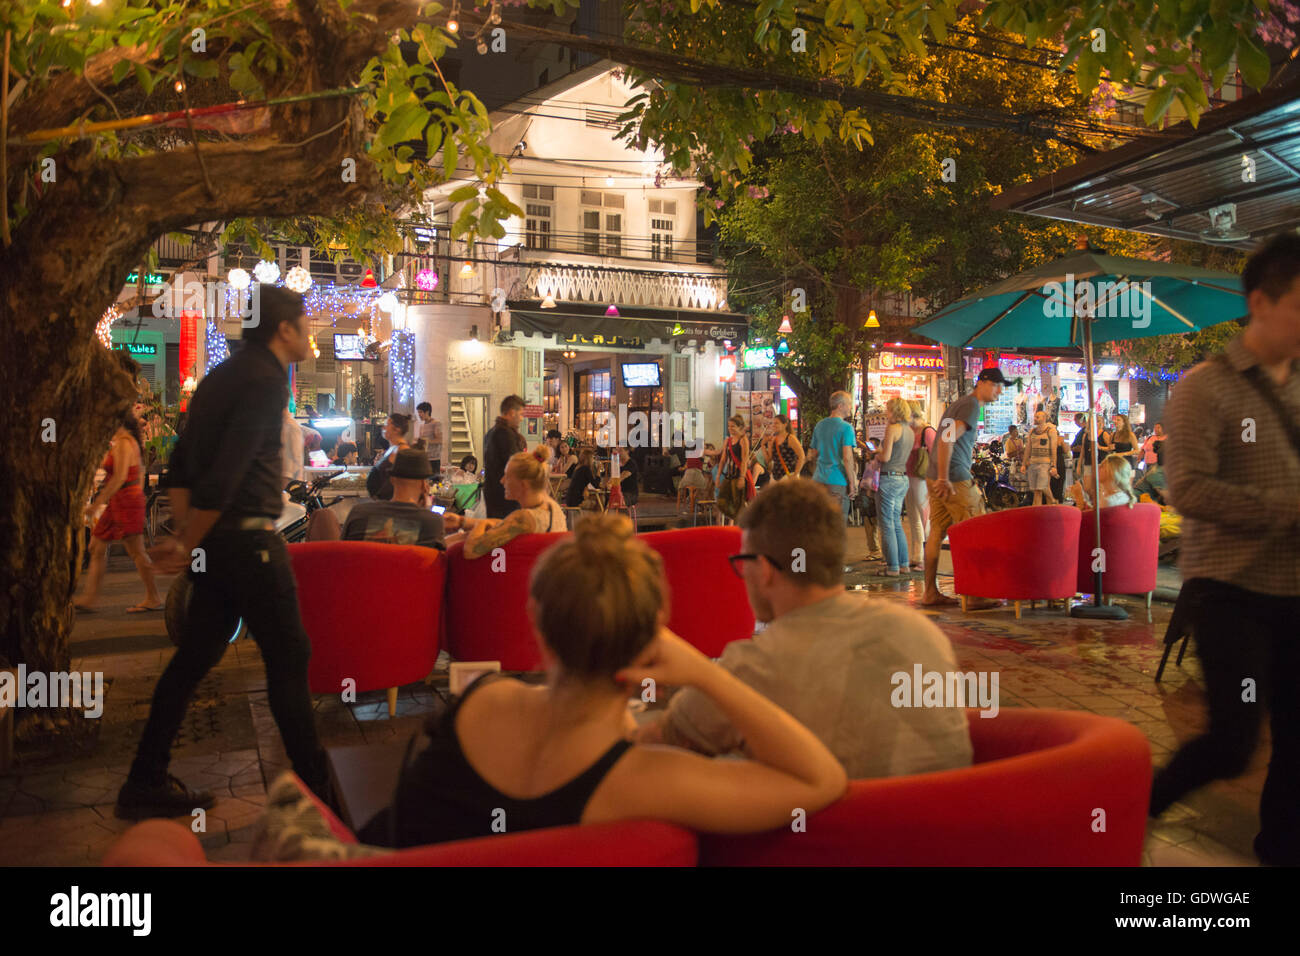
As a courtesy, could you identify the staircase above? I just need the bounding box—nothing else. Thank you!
[449,396,476,465]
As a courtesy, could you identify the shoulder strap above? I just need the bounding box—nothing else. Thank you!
[1216,354,1300,462]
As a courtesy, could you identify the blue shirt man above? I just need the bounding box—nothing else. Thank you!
[810,390,859,522]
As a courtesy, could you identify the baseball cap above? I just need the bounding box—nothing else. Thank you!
[976,367,1014,385]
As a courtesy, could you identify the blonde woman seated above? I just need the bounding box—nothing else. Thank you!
[358,513,847,848]
[1069,453,1138,511]
[445,446,567,556]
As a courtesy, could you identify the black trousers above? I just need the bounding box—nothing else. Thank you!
[129,530,327,794]
[1150,578,1300,864]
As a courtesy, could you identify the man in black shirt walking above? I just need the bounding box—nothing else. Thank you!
[116,285,328,818]
[483,394,527,519]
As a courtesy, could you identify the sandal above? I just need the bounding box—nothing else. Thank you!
[126,603,164,614]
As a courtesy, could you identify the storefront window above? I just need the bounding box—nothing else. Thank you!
[574,369,611,443]
[543,372,560,435]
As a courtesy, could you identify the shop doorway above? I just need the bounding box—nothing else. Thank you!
[448,393,488,467]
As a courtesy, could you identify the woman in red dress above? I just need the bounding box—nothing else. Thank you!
[76,410,161,612]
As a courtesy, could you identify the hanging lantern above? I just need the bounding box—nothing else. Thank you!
[415,268,438,291]
[777,314,793,334]
[864,309,880,328]
[541,292,557,309]
[460,261,476,278]
[378,291,399,313]
[253,260,280,284]
[285,266,313,292]
[605,304,619,317]
[361,268,378,288]
[776,337,791,354]
[227,267,251,291]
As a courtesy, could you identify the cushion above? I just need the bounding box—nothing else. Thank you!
[251,773,390,863]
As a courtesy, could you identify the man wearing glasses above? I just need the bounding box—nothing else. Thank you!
[635,480,972,777]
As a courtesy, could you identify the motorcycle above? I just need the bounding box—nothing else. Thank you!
[970,448,1022,512]
[163,471,345,645]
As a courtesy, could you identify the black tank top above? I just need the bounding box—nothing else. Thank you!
[371,674,633,848]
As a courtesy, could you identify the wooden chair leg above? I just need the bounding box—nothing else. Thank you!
[1014,600,1022,620]
[960,595,968,613]
[387,687,398,718]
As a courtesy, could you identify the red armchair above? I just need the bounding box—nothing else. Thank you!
[442,533,569,671]
[947,505,1082,618]
[289,542,445,718]
[102,816,698,867]
[1076,503,1162,610]
[699,708,1151,866]
[641,527,755,658]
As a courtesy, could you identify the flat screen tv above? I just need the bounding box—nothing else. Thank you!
[333,333,366,360]
[621,362,661,387]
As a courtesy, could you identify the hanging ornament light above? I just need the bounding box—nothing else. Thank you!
[253,260,280,284]
[361,268,378,288]
[227,267,251,291]
[460,261,476,278]
[864,309,880,328]
[415,268,438,291]
[776,337,791,354]
[285,266,313,292]
[605,304,620,317]
[778,314,793,334]
[541,292,557,309]
[378,291,399,313]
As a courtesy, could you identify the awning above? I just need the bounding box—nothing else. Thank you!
[508,304,748,348]
[990,60,1300,249]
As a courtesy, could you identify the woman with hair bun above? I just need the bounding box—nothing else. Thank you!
[455,444,568,558]
[360,512,847,848]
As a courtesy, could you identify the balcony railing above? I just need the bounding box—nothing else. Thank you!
[515,263,729,311]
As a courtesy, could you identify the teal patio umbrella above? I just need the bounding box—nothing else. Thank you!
[912,247,1245,620]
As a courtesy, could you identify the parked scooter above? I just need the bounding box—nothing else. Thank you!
[970,447,1022,512]
[163,471,345,645]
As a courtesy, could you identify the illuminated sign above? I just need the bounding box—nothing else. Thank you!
[718,355,737,383]
[560,332,644,349]
[878,351,944,372]
[740,347,775,370]
[113,342,157,356]
[125,271,166,285]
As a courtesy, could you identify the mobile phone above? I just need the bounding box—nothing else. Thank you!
[430,505,445,514]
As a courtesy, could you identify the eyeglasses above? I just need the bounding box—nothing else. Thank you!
[727,552,783,578]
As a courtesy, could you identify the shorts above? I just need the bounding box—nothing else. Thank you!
[1027,462,1052,491]
[818,481,851,524]
[924,479,983,556]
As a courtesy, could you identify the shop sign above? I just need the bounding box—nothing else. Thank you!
[740,346,774,370]
[718,355,738,382]
[878,374,910,388]
[559,331,645,349]
[879,351,944,372]
[448,355,497,384]
[113,342,158,356]
[523,404,544,419]
[964,356,1037,378]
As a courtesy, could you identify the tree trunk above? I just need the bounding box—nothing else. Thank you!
[0,0,415,673]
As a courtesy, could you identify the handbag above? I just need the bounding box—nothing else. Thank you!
[909,426,933,478]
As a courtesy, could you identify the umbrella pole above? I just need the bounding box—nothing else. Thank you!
[1072,313,1127,621]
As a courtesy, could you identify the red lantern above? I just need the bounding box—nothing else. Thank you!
[361,268,378,288]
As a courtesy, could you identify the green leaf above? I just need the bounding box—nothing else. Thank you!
[112,59,133,86]
[1143,85,1177,126]
[442,140,460,179]
[1075,48,1100,97]
[183,58,218,79]
[448,183,479,203]
[1236,36,1271,90]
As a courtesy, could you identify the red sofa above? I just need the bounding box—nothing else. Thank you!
[640,526,754,658]
[104,708,1149,867]
[102,817,698,867]
[699,708,1151,866]
[948,505,1083,617]
[442,533,568,671]
[289,542,445,717]
[1076,504,1162,609]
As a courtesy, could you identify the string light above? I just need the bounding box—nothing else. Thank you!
[227,267,251,291]
[205,319,230,373]
[390,329,416,403]
[95,304,122,348]
[285,266,313,292]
